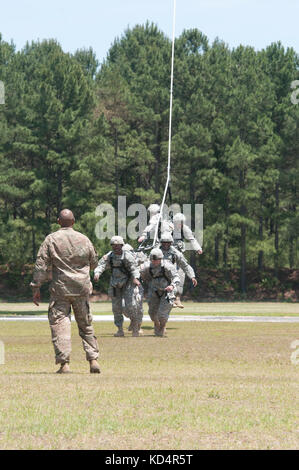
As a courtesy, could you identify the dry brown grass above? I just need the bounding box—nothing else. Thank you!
[0,320,298,449]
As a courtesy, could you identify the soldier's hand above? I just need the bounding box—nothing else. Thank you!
[138,236,145,243]
[94,273,100,282]
[33,289,41,306]
[197,249,203,255]
[165,285,174,292]
[133,278,141,287]
[192,278,198,287]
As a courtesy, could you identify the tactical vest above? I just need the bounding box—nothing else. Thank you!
[108,251,130,277]
[149,265,171,283]
[161,250,176,265]
[174,226,184,241]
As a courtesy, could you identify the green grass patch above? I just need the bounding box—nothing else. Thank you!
[0,320,298,449]
[0,301,298,317]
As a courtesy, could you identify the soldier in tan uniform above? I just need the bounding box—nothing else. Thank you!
[140,248,180,337]
[94,236,141,337]
[30,209,100,374]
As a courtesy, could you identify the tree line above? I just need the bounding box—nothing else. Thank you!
[0,23,298,294]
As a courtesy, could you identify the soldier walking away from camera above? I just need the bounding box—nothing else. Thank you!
[30,209,100,374]
[94,236,141,337]
[140,248,180,337]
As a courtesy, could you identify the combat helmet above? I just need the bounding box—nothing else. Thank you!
[110,235,124,245]
[150,248,163,260]
[173,213,186,223]
[160,232,173,243]
[148,204,160,215]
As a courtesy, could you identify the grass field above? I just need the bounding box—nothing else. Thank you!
[0,318,298,450]
[0,301,298,316]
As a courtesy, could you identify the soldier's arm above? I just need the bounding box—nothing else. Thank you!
[123,252,140,279]
[30,237,52,289]
[176,251,196,279]
[165,263,180,289]
[88,240,99,271]
[94,253,111,279]
[30,237,52,305]
[183,224,202,252]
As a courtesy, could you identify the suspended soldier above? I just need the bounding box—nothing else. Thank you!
[159,231,197,308]
[140,248,180,337]
[138,204,173,245]
[172,212,202,307]
[172,212,203,254]
[30,209,100,374]
[94,236,141,337]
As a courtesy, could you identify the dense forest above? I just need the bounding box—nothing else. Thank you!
[0,23,298,299]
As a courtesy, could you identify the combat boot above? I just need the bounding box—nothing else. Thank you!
[159,320,167,337]
[114,328,125,337]
[154,319,161,336]
[138,323,144,336]
[56,363,71,374]
[89,359,101,374]
[174,295,184,309]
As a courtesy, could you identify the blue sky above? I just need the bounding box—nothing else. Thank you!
[1,0,298,63]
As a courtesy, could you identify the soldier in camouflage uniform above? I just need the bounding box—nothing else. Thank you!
[30,209,100,374]
[172,213,202,308]
[159,232,198,309]
[123,244,147,334]
[138,204,173,245]
[140,248,180,337]
[94,236,141,337]
[172,213,203,254]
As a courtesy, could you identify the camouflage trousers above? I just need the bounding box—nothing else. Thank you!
[124,284,144,325]
[148,288,175,323]
[48,295,99,365]
[108,282,141,328]
[177,268,185,295]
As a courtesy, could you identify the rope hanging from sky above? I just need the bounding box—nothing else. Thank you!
[152,0,176,247]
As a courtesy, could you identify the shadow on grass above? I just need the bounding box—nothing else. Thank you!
[141,325,177,331]
[10,372,98,375]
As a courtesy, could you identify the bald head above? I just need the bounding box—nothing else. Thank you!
[58,209,75,227]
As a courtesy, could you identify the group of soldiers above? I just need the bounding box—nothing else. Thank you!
[30,206,202,374]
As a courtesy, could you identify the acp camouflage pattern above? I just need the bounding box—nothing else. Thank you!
[159,244,195,295]
[94,249,140,329]
[140,260,180,322]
